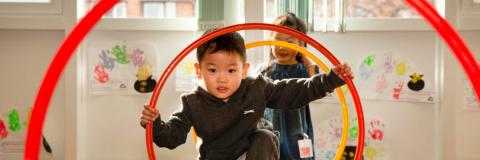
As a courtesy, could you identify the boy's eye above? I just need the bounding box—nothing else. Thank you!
[228,69,236,73]
[208,68,216,72]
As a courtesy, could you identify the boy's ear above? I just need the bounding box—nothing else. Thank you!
[242,63,250,79]
[194,63,202,79]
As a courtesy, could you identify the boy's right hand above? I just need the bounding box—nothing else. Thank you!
[140,104,160,127]
[332,63,354,80]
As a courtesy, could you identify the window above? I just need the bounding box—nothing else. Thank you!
[311,0,435,19]
[85,0,127,18]
[82,0,197,30]
[345,0,434,18]
[264,0,277,22]
[85,0,195,19]
[265,0,440,31]
[314,0,437,31]
[312,0,335,31]
[143,1,176,18]
[143,2,165,18]
[105,1,127,18]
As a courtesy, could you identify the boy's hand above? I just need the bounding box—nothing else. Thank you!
[332,63,354,80]
[140,104,160,127]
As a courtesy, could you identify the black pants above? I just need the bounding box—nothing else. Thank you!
[245,129,280,160]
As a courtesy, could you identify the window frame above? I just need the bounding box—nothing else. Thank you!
[103,1,127,18]
[313,18,432,32]
[92,18,198,31]
[0,0,61,15]
[0,0,63,30]
[0,0,50,3]
[458,0,480,30]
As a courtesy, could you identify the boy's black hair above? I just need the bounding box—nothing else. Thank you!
[197,28,246,63]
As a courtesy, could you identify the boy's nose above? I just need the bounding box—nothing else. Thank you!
[217,74,228,83]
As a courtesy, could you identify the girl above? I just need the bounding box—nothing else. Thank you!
[260,13,317,160]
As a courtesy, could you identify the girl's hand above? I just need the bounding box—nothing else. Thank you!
[140,104,160,127]
[332,63,354,80]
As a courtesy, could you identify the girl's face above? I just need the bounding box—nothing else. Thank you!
[271,32,303,64]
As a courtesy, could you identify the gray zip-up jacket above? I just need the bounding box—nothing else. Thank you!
[151,71,345,160]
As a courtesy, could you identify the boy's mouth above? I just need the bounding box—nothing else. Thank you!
[216,86,228,93]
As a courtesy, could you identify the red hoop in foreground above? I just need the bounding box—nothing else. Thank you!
[24,0,119,159]
[25,0,480,160]
[145,23,365,160]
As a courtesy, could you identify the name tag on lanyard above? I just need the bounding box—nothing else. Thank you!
[298,133,313,158]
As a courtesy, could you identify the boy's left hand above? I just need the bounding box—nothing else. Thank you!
[332,63,354,80]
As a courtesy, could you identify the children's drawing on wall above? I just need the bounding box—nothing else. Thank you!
[314,116,388,160]
[0,107,30,159]
[407,73,425,91]
[88,42,158,95]
[463,52,480,110]
[359,54,376,80]
[354,52,434,103]
[464,78,480,111]
[175,54,198,92]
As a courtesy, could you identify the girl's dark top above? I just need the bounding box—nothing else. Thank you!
[260,62,319,160]
[151,72,344,160]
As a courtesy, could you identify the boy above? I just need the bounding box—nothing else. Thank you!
[140,29,353,160]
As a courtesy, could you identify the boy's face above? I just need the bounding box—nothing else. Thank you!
[271,32,303,64]
[194,50,249,102]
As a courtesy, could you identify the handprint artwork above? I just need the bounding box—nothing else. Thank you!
[94,65,110,83]
[315,117,388,160]
[368,119,385,141]
[89,42,157,94]
[355,53,433,102]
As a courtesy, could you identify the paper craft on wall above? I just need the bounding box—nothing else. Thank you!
[353,52,434,103]
[463,52,480,110]
[0,107,31,159]
[314,116,388,160]
[88,41,158,95]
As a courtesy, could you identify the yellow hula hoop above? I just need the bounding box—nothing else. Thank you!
[192,40,349,160]
[245,41,349,160]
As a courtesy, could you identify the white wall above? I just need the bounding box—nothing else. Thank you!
[308,31,437,160]
[0,30,66,159]
[79,30,440,160]
[81,31,201,160]
[456,31,480,160]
